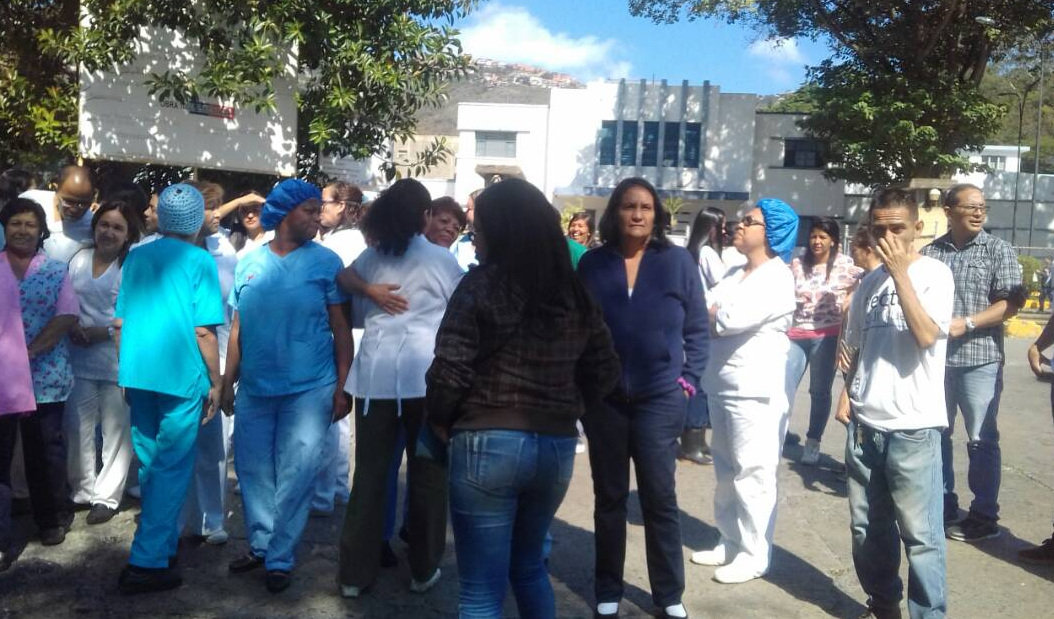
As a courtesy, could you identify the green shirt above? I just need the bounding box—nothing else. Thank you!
[567,238,587,269]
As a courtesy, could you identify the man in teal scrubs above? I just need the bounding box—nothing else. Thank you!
[114,183,224,594]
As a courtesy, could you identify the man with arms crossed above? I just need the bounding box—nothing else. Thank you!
[837,188,953,619]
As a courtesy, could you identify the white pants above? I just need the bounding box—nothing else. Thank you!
[708,392,790,571]
[64,378,133,509]
[311,415,351,511]
[180,404,232,536]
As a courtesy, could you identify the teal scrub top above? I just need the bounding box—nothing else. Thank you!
[230,241,345,397]
[116,237,224,399]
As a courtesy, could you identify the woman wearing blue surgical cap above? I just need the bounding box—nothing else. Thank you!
[220,179,353,594]
[690,198,797,585]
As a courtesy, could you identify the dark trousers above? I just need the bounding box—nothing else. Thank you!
[339,398,448,587]
[581,388,687,608]
[0,401,68,549]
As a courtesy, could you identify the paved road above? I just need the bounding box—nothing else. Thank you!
[1,338,1052,618]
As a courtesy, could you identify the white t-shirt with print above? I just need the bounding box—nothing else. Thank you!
[844,256,953,432]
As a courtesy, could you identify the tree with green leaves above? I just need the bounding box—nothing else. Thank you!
[981,48,1054,174]
[0,0,476,180]
[631,1,1054,186]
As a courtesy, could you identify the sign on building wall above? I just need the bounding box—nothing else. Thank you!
[78,25,298,176]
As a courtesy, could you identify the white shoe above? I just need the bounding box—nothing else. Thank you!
[713,557,766,584]
[690,543,729,566]
[801,438,821,465]
[410,568,441,593]
[340,584,364,598]
[204,530,229,545]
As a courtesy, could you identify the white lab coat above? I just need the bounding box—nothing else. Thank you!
[703,256,795,572]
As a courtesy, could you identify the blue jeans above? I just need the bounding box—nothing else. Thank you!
[942,362,1002,522]
[233,383,334,571]
[786,335,838,441]
[126,389,202,568]
[449,430,577,619]
[846,420,946,618]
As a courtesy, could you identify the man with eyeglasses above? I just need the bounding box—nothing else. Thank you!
[18,166,97,263]
[919,183,1024,543]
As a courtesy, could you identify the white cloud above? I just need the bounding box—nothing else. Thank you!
[459,4,633,81]
[747,38,807,64]
[747,38,808,87]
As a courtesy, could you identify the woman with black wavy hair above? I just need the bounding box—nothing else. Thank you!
[337,178,463,598]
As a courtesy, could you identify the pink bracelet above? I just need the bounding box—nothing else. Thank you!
[677,377,697,397]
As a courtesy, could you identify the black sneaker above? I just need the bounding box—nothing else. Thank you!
[265,570,291,593]
[40,526,66,546]
[943,505,961,526]
[1018,537,1054,565]
[228,552,265,573]
[946,516,1000,543]
[118,564,183,595]
[86,504,118,525]
[857,605,902,619]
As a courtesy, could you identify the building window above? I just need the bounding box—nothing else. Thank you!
[783,139,827,169]
[982,155,1006,171]
[663,122,680,167]
[684,122,702,168]
[641,121,660,167]
[599,121,617,165]
[620,122,638,166]
[475,131,517,158]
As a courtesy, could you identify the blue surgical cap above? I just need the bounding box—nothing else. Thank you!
[261,179,322,231]
[757,198,799,263]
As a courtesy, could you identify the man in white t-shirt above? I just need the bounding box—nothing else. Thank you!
[836,188,953,619]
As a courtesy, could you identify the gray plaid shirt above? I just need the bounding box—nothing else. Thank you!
[920,231,1021,367]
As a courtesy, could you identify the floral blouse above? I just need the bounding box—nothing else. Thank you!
[789,252,863,335]
[9,251,80,405]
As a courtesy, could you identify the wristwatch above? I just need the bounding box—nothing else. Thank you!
[965,317,976,332]
[107,326,116,340]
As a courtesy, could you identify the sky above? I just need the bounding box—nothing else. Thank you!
[454,1,835,95]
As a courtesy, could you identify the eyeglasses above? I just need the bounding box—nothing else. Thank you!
[955,204,987,214]
[738,215,765,228]
[59,196,93,209]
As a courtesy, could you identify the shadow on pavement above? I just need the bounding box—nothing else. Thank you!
[548,515,656,616]
[956,525,1054,583]
[785,460,848,498]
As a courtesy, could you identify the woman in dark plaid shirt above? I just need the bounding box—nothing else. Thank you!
[426,178,621,619]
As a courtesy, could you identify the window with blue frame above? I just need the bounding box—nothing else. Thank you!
[663,122,680,167]
[598,121,617,165]
[620,122,638,166]
[641,122,660,167]
[683,123,702,168]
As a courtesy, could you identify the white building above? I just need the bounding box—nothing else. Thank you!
[322,78,1051,249]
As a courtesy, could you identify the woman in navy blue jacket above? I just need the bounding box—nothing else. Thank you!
[577,177,708,619]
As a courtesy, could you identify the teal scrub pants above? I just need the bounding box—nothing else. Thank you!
[126,388,203,568]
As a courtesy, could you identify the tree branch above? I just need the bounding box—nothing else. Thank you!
[918,0,960,64]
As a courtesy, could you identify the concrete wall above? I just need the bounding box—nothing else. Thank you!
[454,102,550,202]
[751,113,847,217]
[704,93,756,195]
